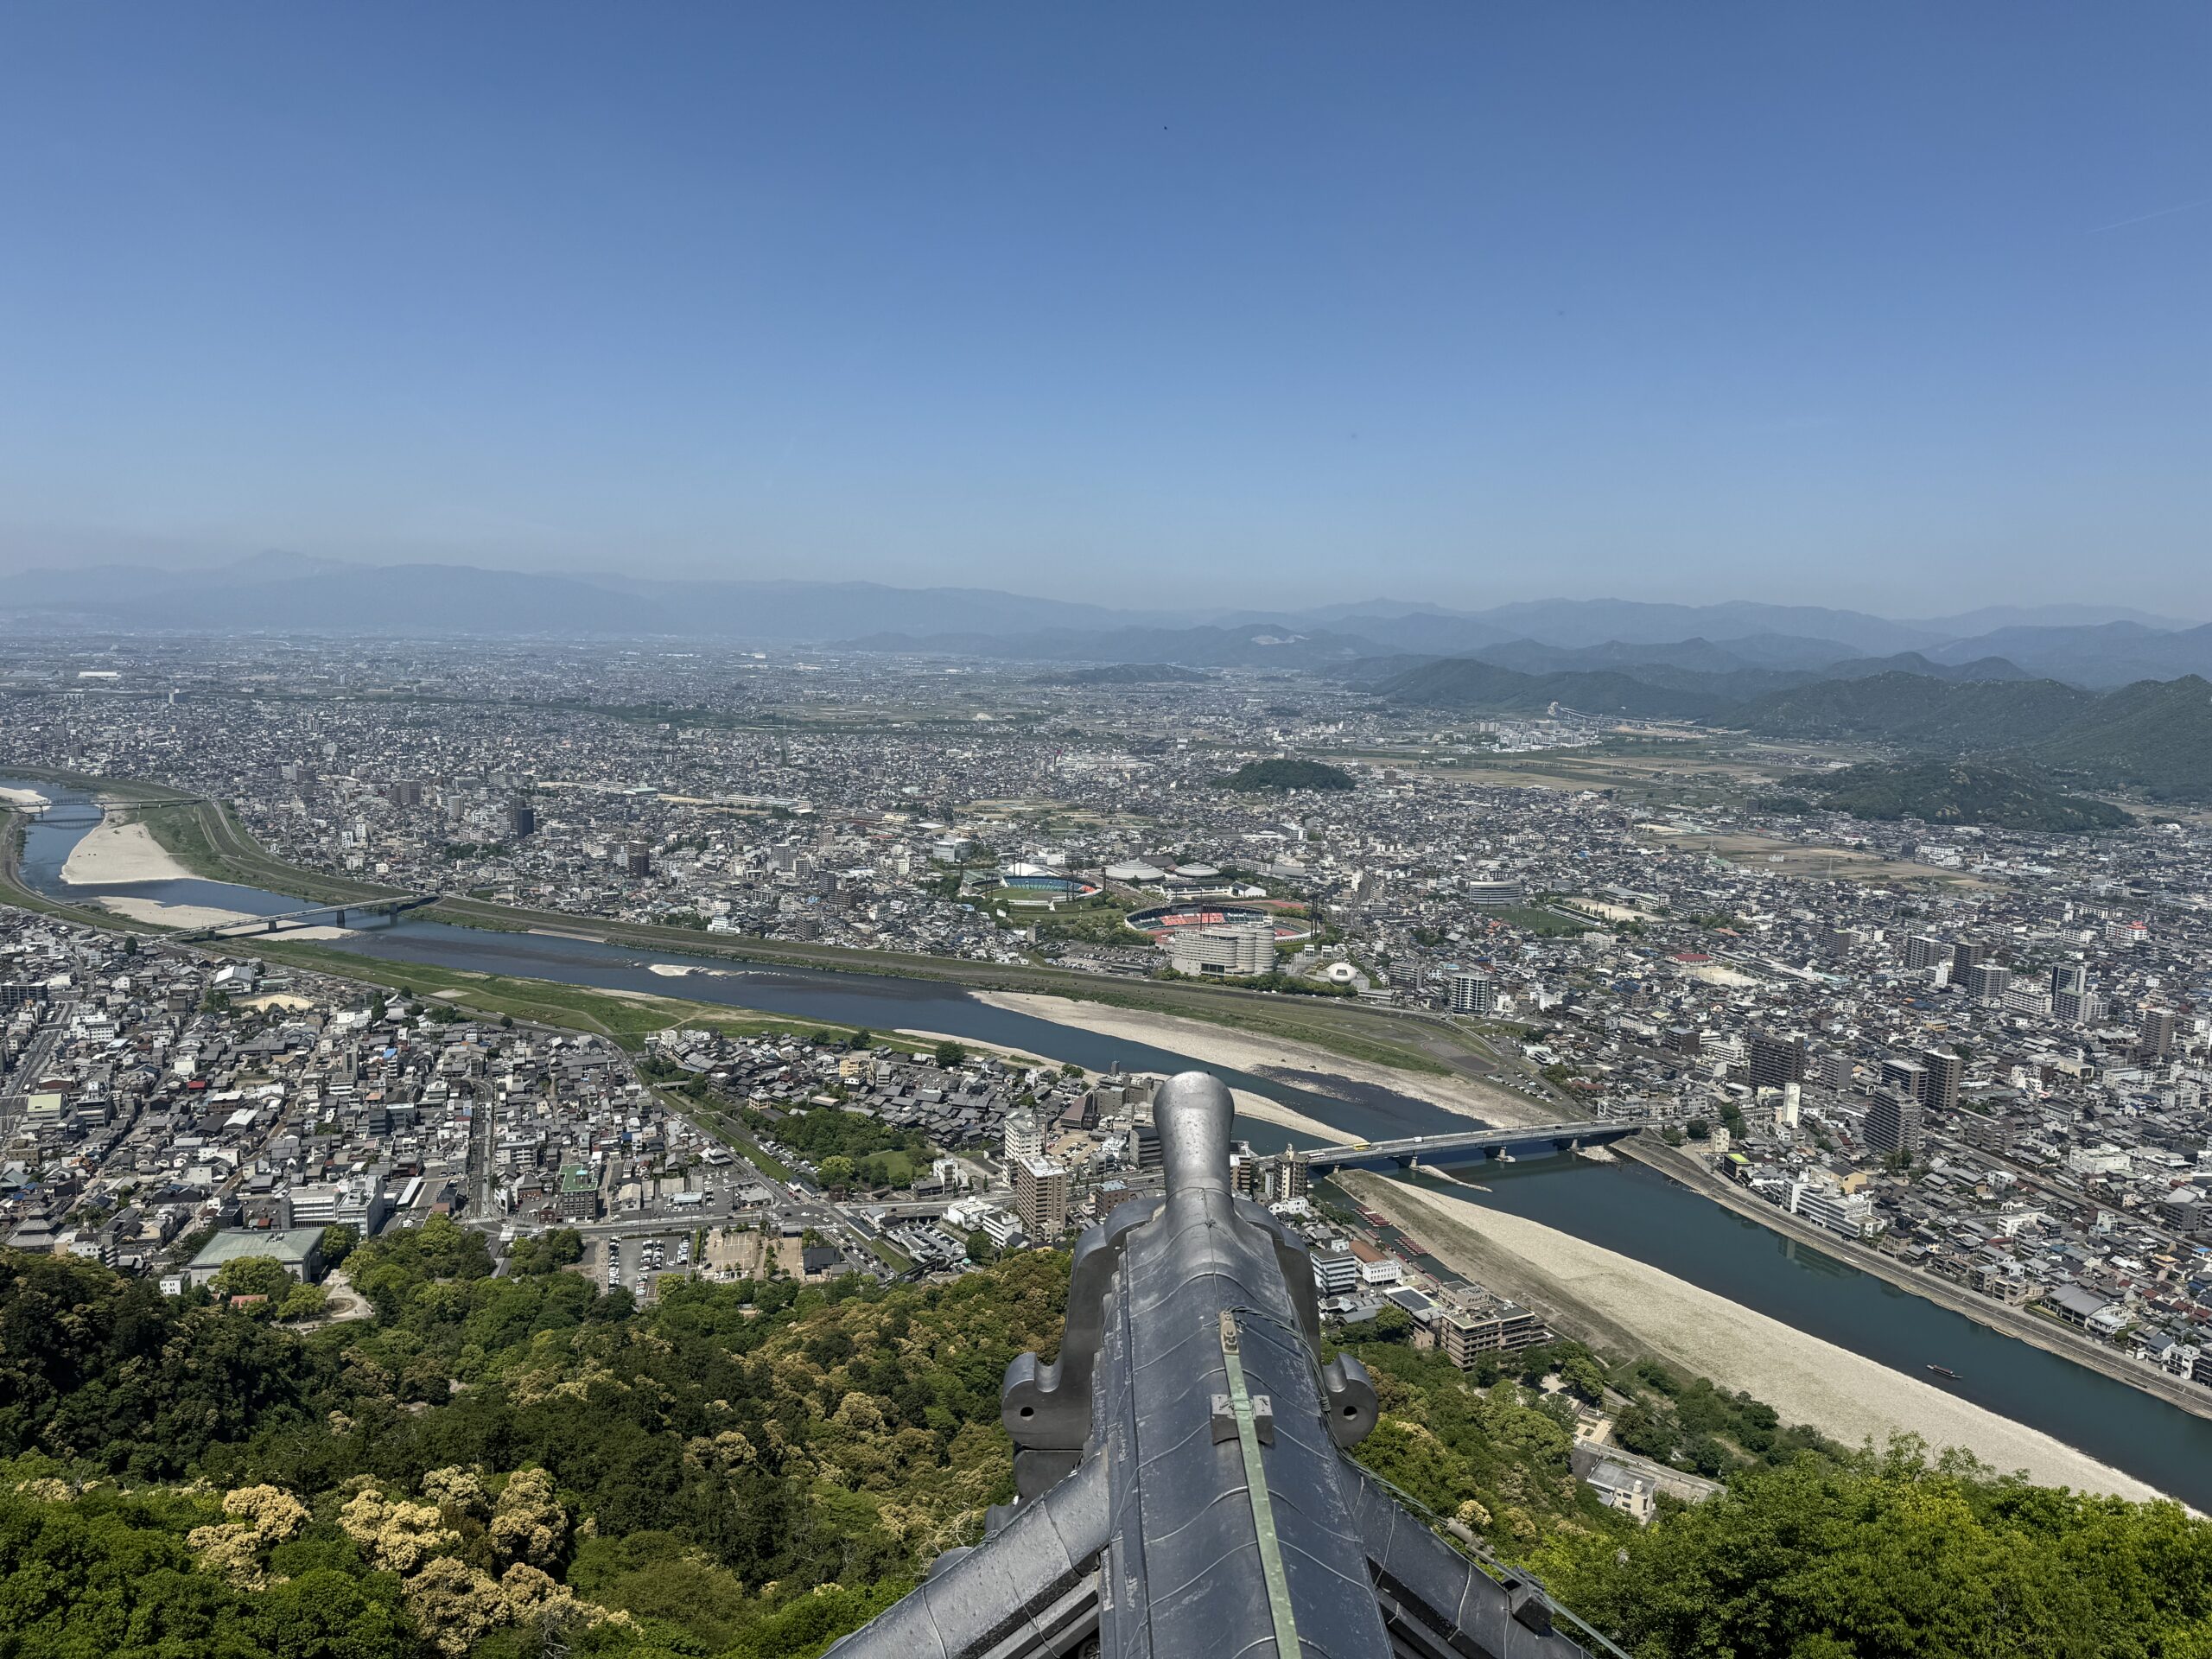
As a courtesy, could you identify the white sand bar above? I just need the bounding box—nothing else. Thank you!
[1224,1091,1359,1141]
[60,812,194,885]
[0,786,51,810]
[969,990,1556,1127]
[95,898,254,929]
[93,895,350,940]
[1357,1176,2167,1502]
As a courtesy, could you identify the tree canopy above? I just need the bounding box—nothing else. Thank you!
[7,1236,2212,1659]
[1538,1444,2212,1658]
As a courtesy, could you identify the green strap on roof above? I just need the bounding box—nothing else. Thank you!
[1218,1309,1301,1656]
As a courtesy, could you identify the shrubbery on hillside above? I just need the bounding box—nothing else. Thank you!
[8,1235,2212,1658]
[1774,760,2126,832]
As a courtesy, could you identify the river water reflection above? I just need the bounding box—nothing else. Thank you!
[12,774,2212,1505]
[3,776,1443,1146]
[1427,1158,2212,1508]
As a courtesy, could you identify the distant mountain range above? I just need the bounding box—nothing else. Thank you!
[0,556,1141,642]
[1384,656,2212,803]
[1373,648,2040,720]
[846,611,2212,689]
[3,552,2206,688]
[8,550,2207,798]
[1917,621,2212,686]
[849,622,1383,669]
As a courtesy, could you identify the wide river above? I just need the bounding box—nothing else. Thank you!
[16,775,2212,1506]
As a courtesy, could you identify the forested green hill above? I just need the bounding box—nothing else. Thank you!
[1374,657,2212,801]
[1776,760,2128,832]
[8,1235,2212,1658]
[1742,671,2212,803]
[1739,672,2094,747]
[2023,674,2212,801]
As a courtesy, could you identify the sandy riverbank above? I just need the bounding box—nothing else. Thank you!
[0,786,50,810]
[92,895,351,940]
[1223,1091,1365,1141]
[60,810,195,885]
[969,989,1555,1127]
[1345,1173,2167,1503]
[1627,1140,2212,1424]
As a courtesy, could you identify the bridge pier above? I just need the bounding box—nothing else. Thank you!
[1297,1121,1638,1179]
[171,892,433,943]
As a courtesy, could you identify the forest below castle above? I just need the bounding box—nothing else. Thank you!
[6,1226,2212,1659]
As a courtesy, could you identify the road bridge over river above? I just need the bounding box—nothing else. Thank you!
[173,893,440,941]
[1297,1118,1641,1175]
[14,791,207,827]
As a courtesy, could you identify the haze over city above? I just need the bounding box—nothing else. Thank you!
[2,2,2206,612]
[9,10,2212,1659]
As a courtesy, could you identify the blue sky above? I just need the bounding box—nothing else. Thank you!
[1,3,2205,613]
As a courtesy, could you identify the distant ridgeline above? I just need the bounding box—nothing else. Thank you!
[5,1232,2212,1657]
[1217,757,1357,792]
[1770,760,2130,833]
[1378,662,2212,803]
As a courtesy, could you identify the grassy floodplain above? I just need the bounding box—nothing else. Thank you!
[241,936,874,1049]
[8,775,1497,1077]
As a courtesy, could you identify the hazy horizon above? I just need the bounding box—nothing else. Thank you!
[3,3,2206,614]
[0,539,2208,628]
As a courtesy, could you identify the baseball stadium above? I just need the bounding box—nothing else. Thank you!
[1123,901,1313,944]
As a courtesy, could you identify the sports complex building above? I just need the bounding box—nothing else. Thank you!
[1123,902,1313,944]
[998,872,1098,898]
[993,862,1103,900]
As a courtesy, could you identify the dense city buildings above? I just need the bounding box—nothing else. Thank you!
[0,900,760,1296]
[3,633,2211,1408]
[3,9,2204,1649]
